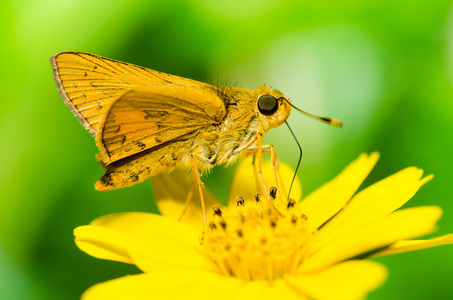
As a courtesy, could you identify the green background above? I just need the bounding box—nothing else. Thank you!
[1,0,452,299]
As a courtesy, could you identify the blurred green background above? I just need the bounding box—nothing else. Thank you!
[1,0,452,299]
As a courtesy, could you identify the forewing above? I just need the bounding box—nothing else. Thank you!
[51,52,200,136]
[96,84,226,164]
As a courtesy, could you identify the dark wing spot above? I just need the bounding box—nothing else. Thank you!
[144,110,168,120]
[129,173,139,182]
[136,141,146,149]
[99,171,114,187]
[103,134,127,146]
[103,125,121,134]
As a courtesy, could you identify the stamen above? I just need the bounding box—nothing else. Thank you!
[270,217,277,228]
[219,219,227,230]
[202,195,317,282]
[255,194,261,203]
[213,205,222,216]
[208,222,217,230]
[269,187,277,199]
[287,199,296,209]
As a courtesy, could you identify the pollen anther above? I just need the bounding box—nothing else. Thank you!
[203,195,316,281]
[269,187,277,199]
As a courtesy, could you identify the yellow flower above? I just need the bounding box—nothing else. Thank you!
[74,153,453,300]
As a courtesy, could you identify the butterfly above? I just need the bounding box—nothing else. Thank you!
[51,52,341,223]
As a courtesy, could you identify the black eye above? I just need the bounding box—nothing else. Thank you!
[257,95,278,116]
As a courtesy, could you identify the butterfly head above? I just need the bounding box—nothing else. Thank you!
[255,85,292,132]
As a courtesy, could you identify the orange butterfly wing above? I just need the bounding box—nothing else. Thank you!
[51,52,200,136]
[96,84,226,165]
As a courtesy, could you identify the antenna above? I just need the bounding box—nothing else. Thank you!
[283,100,342,200]
[284,99,343,127]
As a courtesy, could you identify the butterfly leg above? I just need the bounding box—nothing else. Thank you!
[245,139,284,202]
[177,180,195,222]
[190,155,207,226]
[251,155,263,196]
[254,134,284,215]
[232,134,284,212]
[260,143,284,201]
[261,144,291,203]
[232,134,274,198]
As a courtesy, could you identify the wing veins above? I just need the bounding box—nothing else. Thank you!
[103,123,188,140]
[60,78,130,82]
[124,96,212,116]
[104,126,202,149]
[74,95,116,107]
[78,54,130,77]
[106,132,197,168]
[65,87,126,93]
[57,67,131,77]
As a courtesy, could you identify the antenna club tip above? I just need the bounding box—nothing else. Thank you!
[330,118,343,127]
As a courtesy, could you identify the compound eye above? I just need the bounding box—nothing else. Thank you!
[257,95,278,116]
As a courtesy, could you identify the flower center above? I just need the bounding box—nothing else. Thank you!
[202,191,317,281]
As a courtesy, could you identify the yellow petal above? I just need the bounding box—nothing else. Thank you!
[156,197,204,231]
[369,233,453,258]
[299,152,379,229]
[74,226,134,264]
[319,166,432,244]
[229,156,302,206]
[128,247,216,274]
[75,213,211,272]
[302,206,442,272]
[151,169,219,229]
[82,270,244,300]
[90,212,199,245]
[232,280,306,300]
[286,260,387,300]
